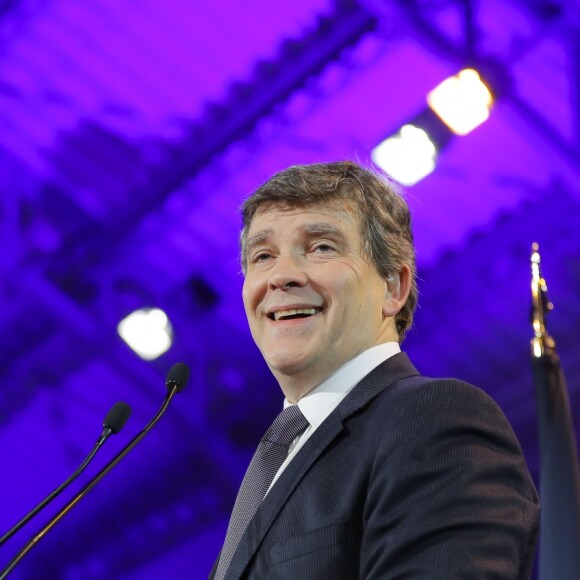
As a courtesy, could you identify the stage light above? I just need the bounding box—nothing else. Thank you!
[427,68,493,135]
[117,308,173,360]
[371,124,437,186]
[372,68,494,185]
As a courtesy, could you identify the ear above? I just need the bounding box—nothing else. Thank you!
[382,265,412,318]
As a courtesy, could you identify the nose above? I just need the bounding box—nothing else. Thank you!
[268,254,308,290]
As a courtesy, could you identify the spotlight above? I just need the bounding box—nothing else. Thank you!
[372,67,494,185]
[427,68,493,135]
[372,124,438,186]
[117,308,173,360]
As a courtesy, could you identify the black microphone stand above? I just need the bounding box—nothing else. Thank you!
[0,402,130,548]
[0,383,180,579]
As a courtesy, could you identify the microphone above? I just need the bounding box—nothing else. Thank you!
[0,402,131,548]
[0,363,190,579]
[103,402,132,435]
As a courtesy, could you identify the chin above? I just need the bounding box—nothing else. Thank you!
[265,351,313,378]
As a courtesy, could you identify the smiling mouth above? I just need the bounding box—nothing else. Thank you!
[268,308,321,321]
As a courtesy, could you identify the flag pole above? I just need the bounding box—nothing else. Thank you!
[530,243,580,579]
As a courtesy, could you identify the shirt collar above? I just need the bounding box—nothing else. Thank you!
[284,342,401,430]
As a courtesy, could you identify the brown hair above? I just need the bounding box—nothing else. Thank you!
[240,161,417,340]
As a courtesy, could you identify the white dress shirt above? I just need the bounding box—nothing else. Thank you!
[266,342,401,494]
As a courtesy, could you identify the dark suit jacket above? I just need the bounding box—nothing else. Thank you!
[210,353,539,579]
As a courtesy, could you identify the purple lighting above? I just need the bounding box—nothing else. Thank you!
[0,0,578,578]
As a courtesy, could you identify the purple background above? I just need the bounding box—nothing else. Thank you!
[0,0,579,578]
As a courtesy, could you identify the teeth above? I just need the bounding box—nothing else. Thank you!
[273,308,317,321]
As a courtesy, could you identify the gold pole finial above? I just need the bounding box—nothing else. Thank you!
[531,243,554,357]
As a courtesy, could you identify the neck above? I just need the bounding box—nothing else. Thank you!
[275,370,328,404]
[271,345,374,403]
[271,326,401,404]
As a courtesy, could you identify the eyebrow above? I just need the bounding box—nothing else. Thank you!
[245,222,347,252]
[302,223,347,240]
[245,228,274,255]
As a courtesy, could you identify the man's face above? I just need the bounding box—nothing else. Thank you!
[242,201,399,396]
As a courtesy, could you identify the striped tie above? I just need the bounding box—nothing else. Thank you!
[214,405,309,579]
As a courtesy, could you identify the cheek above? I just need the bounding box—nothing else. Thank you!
[242,277,263,312]
[241,282,253,312]
[327,273,362,306]
[339,281,376,321]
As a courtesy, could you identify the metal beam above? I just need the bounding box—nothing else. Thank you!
[46,0,378,279]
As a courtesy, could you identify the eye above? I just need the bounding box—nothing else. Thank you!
[253,251,272,263]
[312,243,335,253]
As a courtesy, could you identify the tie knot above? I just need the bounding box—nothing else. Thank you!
[262,404,309,447]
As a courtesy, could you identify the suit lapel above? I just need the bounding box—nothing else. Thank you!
[224,352,420,579]
[335,352,420,421]
[224,411,344,579]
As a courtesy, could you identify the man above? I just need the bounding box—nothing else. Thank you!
[210,161,539,579]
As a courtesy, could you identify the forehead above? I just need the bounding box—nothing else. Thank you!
[247,200,360,235]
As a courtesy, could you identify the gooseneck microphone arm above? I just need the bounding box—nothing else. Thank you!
[0,363,190,580]
[0,401,131,548]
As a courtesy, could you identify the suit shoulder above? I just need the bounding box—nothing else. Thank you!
[388,375,499,411]
[370,375,519,445]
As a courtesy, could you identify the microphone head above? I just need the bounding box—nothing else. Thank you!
[165,362,190,392]
[103,402,132,434]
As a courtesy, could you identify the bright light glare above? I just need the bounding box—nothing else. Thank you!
[427,68,493,135]
[372,124,437,186]
[117,308,173,360]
